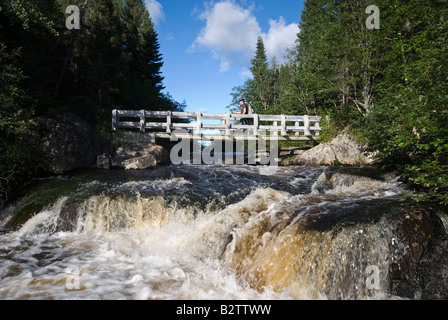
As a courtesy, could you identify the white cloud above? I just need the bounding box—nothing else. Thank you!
[191,1,299,72]
[145,0,165,26]
[190,1,260,71]
[262,17,299,62]
[238,68,252,79]
[197,108,209,113]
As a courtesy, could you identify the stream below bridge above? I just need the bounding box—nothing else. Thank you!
[0,164,447,300]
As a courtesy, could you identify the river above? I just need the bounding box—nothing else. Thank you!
[0,164,446,300]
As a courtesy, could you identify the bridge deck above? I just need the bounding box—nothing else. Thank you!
[112,110,322,142]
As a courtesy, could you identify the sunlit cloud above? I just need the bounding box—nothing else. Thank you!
[190,0,299,72]
[144,0,165,26]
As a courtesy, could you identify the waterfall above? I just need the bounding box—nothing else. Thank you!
[0,165,446,300]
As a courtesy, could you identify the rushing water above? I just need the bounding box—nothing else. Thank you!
[0,164,444,300]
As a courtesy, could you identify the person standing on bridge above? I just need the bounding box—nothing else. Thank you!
[233,97,250,125]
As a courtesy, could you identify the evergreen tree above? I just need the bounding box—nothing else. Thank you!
[294,0,447,203]
[55,0,123,122]
[118,0,164,109]
[276,51,306,115]
[364,0,448,204]
[250,36,270,112]
[0,0,57,203]
[296,0,336,114]
[0,0,186,202]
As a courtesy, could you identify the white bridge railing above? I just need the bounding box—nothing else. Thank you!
[112,109,322,141]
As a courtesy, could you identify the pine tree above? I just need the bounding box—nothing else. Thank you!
[118,0,164,110]
[250,36,270,111]
[276,51,306,115]
[0,0,186,202]
[296,0,337,114]
[0,0,57,202]
[58,0,123,122]
[364,0,448,204]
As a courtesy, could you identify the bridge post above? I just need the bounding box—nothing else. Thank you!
[295,121,300,136]
[166,111,172,134]
[225,113,231,136]
[139,109,146,132]
[253,114,259,136]
[112,109,117,131]
[273,122,278,136]
[281,115,287,136]
[195,112,202,135]
[304,115,311,136]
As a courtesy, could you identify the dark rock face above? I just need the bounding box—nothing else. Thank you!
[35,112,171,173]
[387,205,448,299]
[36,113,106,174]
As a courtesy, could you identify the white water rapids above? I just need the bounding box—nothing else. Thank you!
[0,165,415,300]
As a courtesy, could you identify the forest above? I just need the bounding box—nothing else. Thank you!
[0,0,447,206]
[0,0,186,202]
[229,0,447,205]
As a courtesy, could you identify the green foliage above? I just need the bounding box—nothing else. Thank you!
[363,0,448,205]
[0,43,40,205]
[295,0,448,204]
[228,38,309,116]
[0,0,186,204]
[228,0,447,204]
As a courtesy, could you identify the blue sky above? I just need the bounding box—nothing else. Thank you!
[145,0,305,114]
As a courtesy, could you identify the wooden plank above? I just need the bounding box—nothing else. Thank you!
[286,126,306,131]
[202,124,227,130]
[144,123,166,130]
[172,112,197,119]
[285,115,305,121]
[116,122,140,129]
[145,111,169,118]
[119,122,321,133]
[154,132,318,142]
[116,110,144,117]
[258,115,283,121]
[172,123,195,129]
[232,125,255,130]
[200,113,228,120]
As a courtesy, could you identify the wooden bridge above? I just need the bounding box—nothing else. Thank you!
[112,109,322,142]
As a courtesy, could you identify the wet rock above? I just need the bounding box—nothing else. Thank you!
[96,153,112,170]
[291,129,375,166]
[388,205,448,300]
[111,142,170,170]
[121,154,158,170]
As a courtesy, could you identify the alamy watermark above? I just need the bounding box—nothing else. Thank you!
[366,5,380,30]
[65,265,80,290]
[66,5,80,30]
[169,129,279,176]
[365,265,381,290]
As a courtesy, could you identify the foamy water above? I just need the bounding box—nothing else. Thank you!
[0,165,411,300]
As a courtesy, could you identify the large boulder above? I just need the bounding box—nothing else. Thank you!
[111,142,170,170]
[291,130,375,166]
[36,113,107,174]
